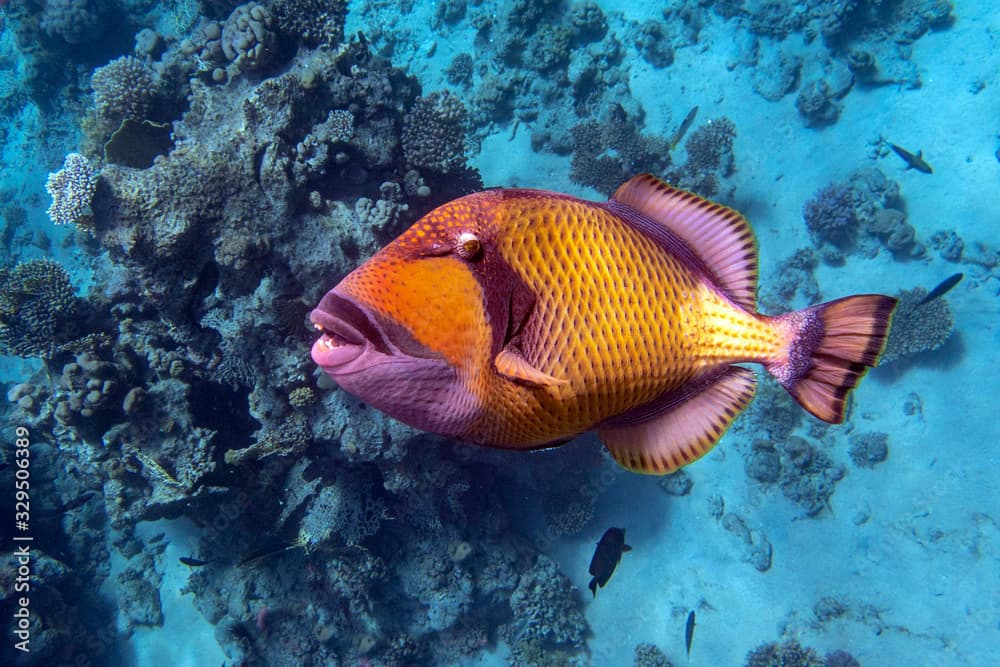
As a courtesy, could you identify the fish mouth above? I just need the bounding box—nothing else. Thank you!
[309,291,391,371]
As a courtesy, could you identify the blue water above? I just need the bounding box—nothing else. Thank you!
[1,1,997,665]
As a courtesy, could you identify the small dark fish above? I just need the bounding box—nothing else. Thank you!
[918,273,963,306]
[887,141,933,174]
[671,106,699,150]
[179,556,210,567]
[588,527,631,597]
[685,610,696,660]
[53,491,96,514]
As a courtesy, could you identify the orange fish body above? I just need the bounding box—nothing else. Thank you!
[312,175,897,474]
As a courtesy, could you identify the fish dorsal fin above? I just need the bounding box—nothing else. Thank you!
[597,366,756,474]
[495,349,567,388]
[609,174,758,309]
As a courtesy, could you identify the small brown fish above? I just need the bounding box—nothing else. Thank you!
[588,527,631,597]
[671,106,699,150]
[887,141,933,174]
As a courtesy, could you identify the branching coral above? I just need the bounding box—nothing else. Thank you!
[634,642,674,667]
[803,182,857,249]
[507,554,588,649]
[570,109,672,195]
[298,470,387,549]
[0,259,79,358]
[880,285,955,365]
[848,431,889,468]
[45,153,99,229]
[402,91,469,174]
[745,640,823,667]
[669,116,737,199]
[802,168,916,262]
[271,0,347,47]
[91,56,157,127]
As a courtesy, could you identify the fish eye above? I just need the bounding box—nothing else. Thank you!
[455,232,482,260]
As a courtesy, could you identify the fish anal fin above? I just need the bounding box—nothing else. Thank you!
[495,349,567,388]
[597,366,756,474]
[609,174,759,309]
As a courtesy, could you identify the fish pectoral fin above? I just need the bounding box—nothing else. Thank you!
[597,366,756,475]
[494,349,567,388]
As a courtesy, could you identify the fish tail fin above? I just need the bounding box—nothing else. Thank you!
[766,295,897,423]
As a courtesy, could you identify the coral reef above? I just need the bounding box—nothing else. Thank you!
[220,4,279,72]
[271,0,347,47]
[39,0,105,45]
[634,20,675,69]
[803,168,917,263]
[658,470,693,496]
[721,511,773,572]
[848,432,889,468]
[745,640,823,667]
[753,48,801,101]
[402,91,469,174]
[670,116,737,198]
[803,182,857,251]
[0,1,962,665]
[880,284,956,365]
[45,153,99,229]
[506,554,588,651]
[91,56,158,129]
[745,436,845,517]
[796,78,843,127]
[634,642,675,667]
[0,259,80,358]
[745,639,861,667]
[569,106,671,196]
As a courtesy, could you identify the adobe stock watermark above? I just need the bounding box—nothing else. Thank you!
[11,426,33,653]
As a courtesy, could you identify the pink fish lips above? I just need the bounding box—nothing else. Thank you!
[309,292,380,372]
